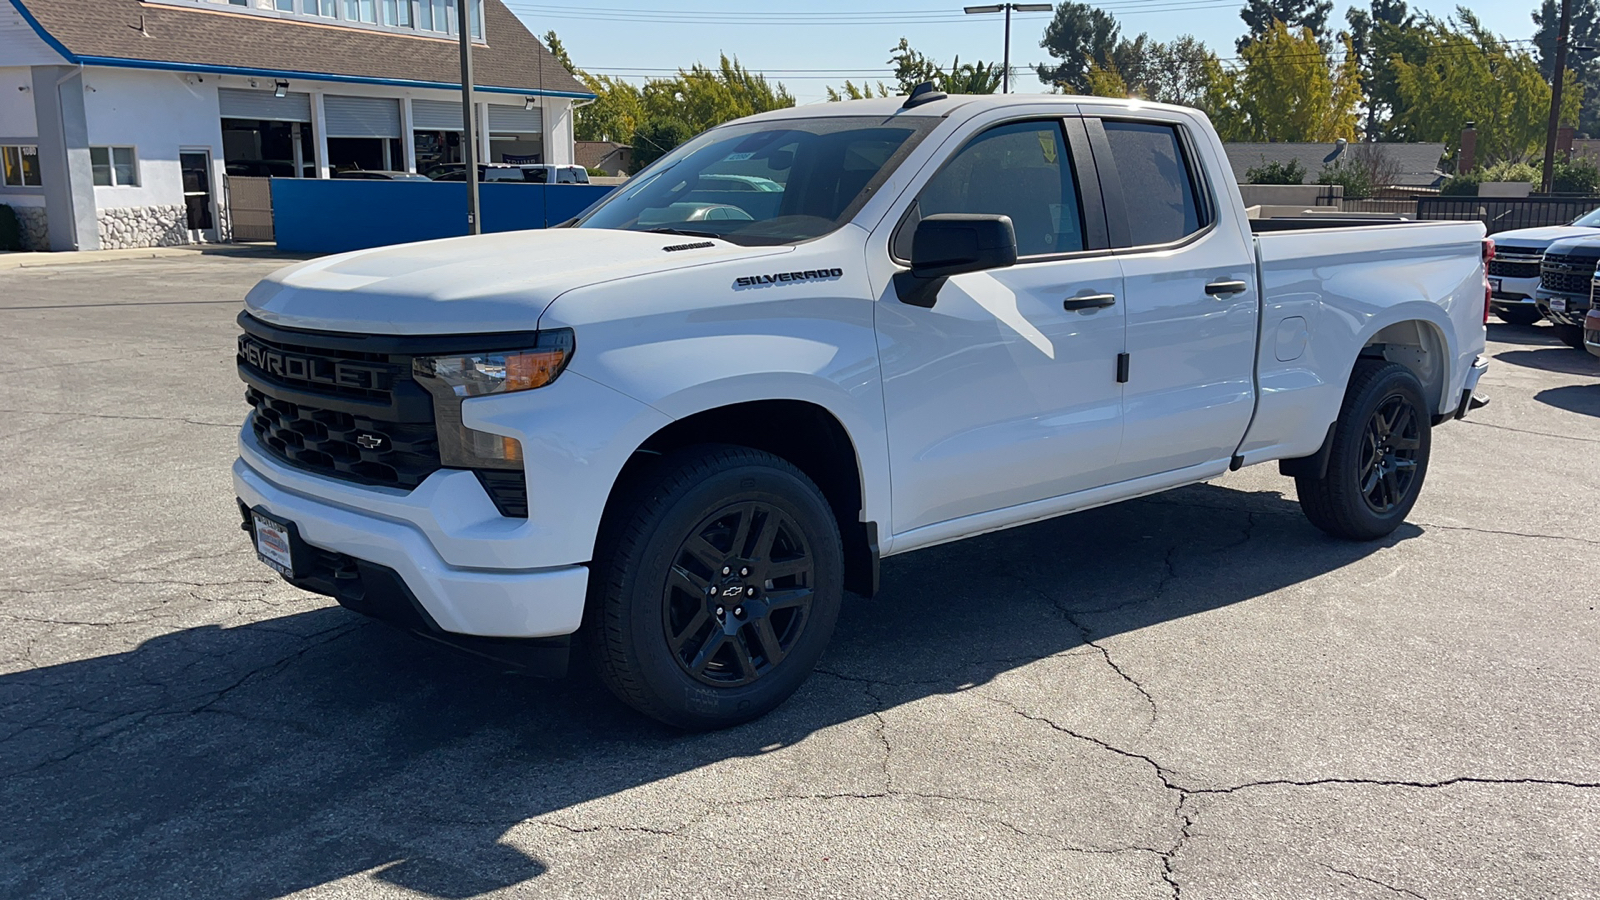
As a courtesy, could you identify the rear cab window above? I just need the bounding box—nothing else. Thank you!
[1096,119,1212,248]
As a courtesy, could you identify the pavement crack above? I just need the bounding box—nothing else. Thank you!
[1460,420,1600,445]
[1195,775,1600,794]
[1322,863,1429,899]
[1410,521,1600,547]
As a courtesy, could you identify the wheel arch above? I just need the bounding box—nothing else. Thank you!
[1355,313,1452,417]
[603,399,880,598]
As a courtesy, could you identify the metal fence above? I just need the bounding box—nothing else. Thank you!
[225,176,275,242]
[1415,196,1600,234]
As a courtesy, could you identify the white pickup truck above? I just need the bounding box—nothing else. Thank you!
[234,89,1492,728]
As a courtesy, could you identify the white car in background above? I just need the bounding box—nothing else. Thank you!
[1488,208,1600,325]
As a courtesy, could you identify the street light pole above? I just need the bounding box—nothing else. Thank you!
[965,3,1053,94]
[458,0,480,234]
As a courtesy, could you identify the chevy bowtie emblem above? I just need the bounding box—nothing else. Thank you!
[355,433,386,451]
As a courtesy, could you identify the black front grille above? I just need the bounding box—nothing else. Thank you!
[1488,258,1540,279]
[1540,253,1599,295]
[248,387,441,488]
[238,315,443,491]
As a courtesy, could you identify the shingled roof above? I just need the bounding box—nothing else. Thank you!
[12,0,591,97]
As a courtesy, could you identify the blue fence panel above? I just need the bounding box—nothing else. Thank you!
[270,180,614,254]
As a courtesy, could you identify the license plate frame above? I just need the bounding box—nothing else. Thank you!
[1550,297,1568,312]
[251,509,297,578]
[1489,277,1501,293]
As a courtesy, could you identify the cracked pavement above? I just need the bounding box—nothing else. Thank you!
[2,255,1598,899]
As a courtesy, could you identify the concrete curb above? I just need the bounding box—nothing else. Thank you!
[0,244,312,270]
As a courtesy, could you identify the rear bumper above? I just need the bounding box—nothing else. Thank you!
[234,456,588,639]
[1454,355,1491,421]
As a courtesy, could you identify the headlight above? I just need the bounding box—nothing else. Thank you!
[413,329,574,469]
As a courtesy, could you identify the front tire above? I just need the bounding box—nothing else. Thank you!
[1296,360,1432,541]
[587,446,843,729]
[1494,305,1542,326]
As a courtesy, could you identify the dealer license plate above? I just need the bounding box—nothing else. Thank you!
[1489,277,1501,293]
[1550,297,1568,312]
[252,511,296,577]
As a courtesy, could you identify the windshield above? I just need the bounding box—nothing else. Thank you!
[575,115,940,245]
[1573,207,1600,226]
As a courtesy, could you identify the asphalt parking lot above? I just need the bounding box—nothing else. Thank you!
[1,253,1598,899]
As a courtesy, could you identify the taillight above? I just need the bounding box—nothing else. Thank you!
[1482,238,1495,324]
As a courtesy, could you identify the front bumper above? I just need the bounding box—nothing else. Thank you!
[1586,310,1600,358]
[1534,288,1594,327]
[1489,274,1539,305]
[234,455,588,639]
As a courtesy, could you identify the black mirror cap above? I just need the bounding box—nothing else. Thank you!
[911,214,1019,279]
[895,214,1019,308]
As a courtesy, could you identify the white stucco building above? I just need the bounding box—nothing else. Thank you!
[1,0,591,250]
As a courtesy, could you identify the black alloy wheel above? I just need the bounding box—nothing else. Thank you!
[1358,394,1422,515]
[1295,359,1432,541]
[587,445,843,729]
[663,500,816,687]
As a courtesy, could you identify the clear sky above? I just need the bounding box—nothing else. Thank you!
[505,0,1540,104]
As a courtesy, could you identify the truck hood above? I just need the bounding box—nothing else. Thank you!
[1491,224,1600,251]
[244,229,792,334]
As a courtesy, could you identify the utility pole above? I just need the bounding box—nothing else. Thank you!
[1542,0,1572,194]
[964,3,1053,94]
[458,0,480,234]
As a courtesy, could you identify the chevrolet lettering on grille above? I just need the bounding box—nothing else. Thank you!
[238,337,388,391]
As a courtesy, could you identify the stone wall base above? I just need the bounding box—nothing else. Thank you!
[6,206,50,251]
[97,205,193,250]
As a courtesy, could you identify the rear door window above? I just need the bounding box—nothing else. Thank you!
[1099,120,1208,247]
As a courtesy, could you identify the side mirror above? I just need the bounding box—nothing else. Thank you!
[894,214,1019,308]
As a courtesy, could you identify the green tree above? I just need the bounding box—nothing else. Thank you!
[1535,0,1600,136]
[543,30,577,76]
[1036,2,1123,93]
[629,118,694,173]
[1345,0,1424,139]
[884,39,1002,95]
[1236,0,1334,52]
[826,81,892,101]
[1086,63,1129,98]
[1392,13,1581,165]
[575,74,645,144]
[1209,21,1362,141]
[1245,157,1307,183]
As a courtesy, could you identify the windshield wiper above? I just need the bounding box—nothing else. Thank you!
[642,227,723,239]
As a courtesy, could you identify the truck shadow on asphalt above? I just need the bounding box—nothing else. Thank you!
[0,482,1418,899]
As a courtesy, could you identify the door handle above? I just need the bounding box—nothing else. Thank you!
[1205,280,1249,297]
[1063,293,1117,311]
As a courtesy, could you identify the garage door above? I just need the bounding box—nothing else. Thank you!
[219,88,311,123]
[412,99,464,131]
[324,96,402,139]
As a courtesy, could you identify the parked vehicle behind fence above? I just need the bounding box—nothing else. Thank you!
[1535,235,1600,348]
[1484,208,1600,326]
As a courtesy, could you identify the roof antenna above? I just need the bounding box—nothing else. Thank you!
[902,81,948,109]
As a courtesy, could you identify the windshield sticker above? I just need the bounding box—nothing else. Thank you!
[724,152,756,161]
[735,268,844,289]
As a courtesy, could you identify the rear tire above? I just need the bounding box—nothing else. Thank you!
[1295,360,1432,541]
[587,446,843,729]
[1494,305,1542,326]
[1554,323,1587,350]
